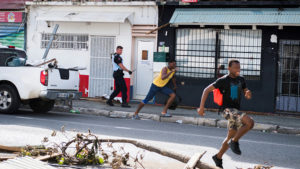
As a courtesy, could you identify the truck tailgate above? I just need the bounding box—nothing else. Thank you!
[47,68,79,90]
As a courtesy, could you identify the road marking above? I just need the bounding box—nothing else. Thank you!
[14,116,34,120]
[115,126,131,130]
[4,115,300,149]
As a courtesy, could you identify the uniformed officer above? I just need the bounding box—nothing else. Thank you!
[106,46,132,108]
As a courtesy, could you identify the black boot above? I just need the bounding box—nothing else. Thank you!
[229,139,242,155]
[121,102,131,108]
[106,99,114,106]
[212,154,223,168]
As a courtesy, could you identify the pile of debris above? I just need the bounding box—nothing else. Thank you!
[0,128,273,169]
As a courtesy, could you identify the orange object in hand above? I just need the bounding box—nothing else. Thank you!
[213,89,223,106]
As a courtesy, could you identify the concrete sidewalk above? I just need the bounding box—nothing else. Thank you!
[54,99,300,135]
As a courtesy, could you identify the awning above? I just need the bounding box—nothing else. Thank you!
[37,11,134,24]
[170,8,300,26]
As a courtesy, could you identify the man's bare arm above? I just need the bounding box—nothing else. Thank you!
[197,84,215,116]
[118,63,130,73]
[161,67,175,80]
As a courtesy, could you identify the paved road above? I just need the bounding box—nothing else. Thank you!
[0,109,299,169]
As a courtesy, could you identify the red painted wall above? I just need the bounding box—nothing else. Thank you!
[79,74,130,102]
[79,74,89,97]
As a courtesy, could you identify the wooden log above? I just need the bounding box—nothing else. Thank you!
[95,139,219,169]
[0,145,46,153]
[184,151,206,169]
[0,145,22,152]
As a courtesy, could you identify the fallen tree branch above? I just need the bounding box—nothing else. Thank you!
[0,145,22,152]
[36,153,62,161]
[96,139,219,169]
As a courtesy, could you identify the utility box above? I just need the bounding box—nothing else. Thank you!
[154,52,168,62]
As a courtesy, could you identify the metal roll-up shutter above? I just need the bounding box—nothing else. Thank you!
[0,22,24,49]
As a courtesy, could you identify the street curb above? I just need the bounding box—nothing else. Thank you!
[277,126,300,135]
[253,123,278,132]
[54,105,300,135]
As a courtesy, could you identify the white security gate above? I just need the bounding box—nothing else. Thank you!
[277,40,300,112]
[89,36,115,97]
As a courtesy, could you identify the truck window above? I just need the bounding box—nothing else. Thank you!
[0,49,26,66]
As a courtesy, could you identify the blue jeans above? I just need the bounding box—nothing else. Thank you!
[142,83,174,104]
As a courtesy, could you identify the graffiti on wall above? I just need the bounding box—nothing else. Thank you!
[0,12,24,49]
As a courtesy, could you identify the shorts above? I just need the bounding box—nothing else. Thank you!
[223,108,246,130]
[142,83,174,104]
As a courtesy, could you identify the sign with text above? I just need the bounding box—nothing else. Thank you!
[0,12,23,23]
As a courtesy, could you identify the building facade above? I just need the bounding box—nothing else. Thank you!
[156,1,300,113]
[26,1,158,101]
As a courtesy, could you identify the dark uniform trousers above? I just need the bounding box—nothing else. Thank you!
[109,70,127,103]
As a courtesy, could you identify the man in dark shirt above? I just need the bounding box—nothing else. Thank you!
[197,60,254,169]
[107,46,132,108]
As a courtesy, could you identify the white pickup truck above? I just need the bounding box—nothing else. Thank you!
[0,46,82,113]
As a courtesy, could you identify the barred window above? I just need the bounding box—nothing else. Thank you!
[176,29,216,78]
[218,30,262,80]
[175,29,262,80]
[41,33,88,50]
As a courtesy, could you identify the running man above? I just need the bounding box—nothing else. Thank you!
[197,59,254,168]
[133,59,177,119]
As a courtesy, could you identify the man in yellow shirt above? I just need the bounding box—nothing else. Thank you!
[132,59,177,119]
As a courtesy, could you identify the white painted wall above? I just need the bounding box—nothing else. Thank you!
[26,4,158,78]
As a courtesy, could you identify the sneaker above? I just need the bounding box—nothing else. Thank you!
[212,154,223,168]
[132,114,141,120]
[160,113,172,117]
[106,100,114,106]
[229,139,242,155]
[121,103,131,108]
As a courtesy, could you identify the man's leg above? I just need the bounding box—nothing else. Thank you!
[134,102,145,115]
[232,115,254,142]
[227,112,254,155]
[118,76,129,106]
[107,77,121,106]
[212,129,236,169]
[160,86,176,115]
[217,129,237,159]
[134,84,157,116]
[162,93,175,114]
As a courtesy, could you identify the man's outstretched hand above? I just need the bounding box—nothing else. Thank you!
[197,107,205,116]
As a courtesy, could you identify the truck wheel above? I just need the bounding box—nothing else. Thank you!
[29,99,55,113]
[0,84,20,114]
